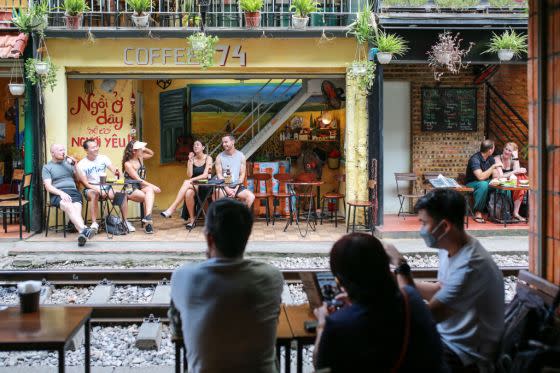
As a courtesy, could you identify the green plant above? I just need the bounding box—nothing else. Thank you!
[347,60,376,92]
[346,3,376,45]
[240,0,263,12]
[12,1,49,34]
[60,0,89,16]
[434,0,479,8]
[484,29,528,57]
[187,32,219,70]
[289,0,320,18]
[25,58,58,92]
[488,0,525,7]
[381,0,427,6]
[127,0,152,15]
[374,31,408,56]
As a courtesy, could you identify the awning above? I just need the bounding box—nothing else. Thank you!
[0,32,28,59]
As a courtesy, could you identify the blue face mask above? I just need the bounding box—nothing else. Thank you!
[420,220,446,248]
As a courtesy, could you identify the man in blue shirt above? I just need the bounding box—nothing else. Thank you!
[386,189,504,372]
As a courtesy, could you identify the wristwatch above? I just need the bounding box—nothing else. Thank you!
[394,261,411,276]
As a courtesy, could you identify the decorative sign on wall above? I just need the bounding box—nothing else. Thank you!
[67,80,134,164]
[123,45,247,67]
[421,87,477,132]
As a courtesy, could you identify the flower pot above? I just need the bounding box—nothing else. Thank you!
[191,39,206,51]
[9,83,25,96]
[35,62,49,75]
[244,11,261,28]
[376,52,393,64]
[327,157,340,169]
[351,62,367,75]
[292,15,309,29]
[131,13,150,27]
[435,51,451,65]
[64,14,83,29]
[498,49,514,61]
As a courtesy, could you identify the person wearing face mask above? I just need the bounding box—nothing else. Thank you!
[384,189,504,373]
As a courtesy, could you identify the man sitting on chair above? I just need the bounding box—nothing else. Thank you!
[214,134,255,208]
[42,144,95,247]
[77,138,135,233]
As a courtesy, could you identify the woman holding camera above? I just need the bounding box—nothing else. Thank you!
[313,233,444,373]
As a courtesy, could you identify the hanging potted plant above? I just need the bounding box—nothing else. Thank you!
[483,29,528,62]
[25,58,58,91]
[427,31,474,80]
[240,0,263,29]
[9,59,25,96]
[187,32,219,69]
[346,4,376,92]
[127,0,152,27]
[60,0,89,30]
[289,0,320,30]
[373,31,408,64]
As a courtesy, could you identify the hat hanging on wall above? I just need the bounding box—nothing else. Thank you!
[100,79,117,93]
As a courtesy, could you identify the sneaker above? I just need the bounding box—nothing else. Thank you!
[90,222,99,234]
[78,227,94,247]
[160,210,172,218]
[144,223,154,234]
[126,220,136,232]
[141,214,153,224]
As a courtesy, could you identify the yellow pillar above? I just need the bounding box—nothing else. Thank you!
[345,70,369,224]
[43,66,68,149]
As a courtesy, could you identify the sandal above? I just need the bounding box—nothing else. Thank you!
[473,217,486,224]
[514,216,527,222]
[160,210,173,218]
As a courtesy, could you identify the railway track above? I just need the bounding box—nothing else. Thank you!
[0,266,526,323]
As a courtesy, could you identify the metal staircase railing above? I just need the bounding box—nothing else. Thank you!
[485,82,528,156]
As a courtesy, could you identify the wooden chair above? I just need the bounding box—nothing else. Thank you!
[320,174,345,227]
[252,172,272,225]
[272,173,293,225]
[394,172,424,218]
[0,173,31,239]
[0,168,24,202]
[44,187,69,237]
[346,180,377,235]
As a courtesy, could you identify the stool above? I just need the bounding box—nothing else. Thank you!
[320,174,345,227]
[45,202,67,237]
[346,201,374,234]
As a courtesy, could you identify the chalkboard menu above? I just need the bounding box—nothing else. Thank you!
[421,87,477,132]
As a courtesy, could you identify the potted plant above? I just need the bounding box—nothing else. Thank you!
[327,148,341,169]
[240,0,263,29]
[187,32,219,69]
[127,0,152,27]
[346,4,377,93]
[12,1,49,35]
[373,31,408,64]
[9,83,25,96]
[181,0,200,27]
[483,29,528,62]
[289,0,320,30]
[25,58,58,91]
[61,0,89,29]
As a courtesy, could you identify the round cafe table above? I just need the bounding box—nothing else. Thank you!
[489,182,530,227]
[283,181,324,238]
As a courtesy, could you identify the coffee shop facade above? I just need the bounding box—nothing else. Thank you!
[42,36,371,216]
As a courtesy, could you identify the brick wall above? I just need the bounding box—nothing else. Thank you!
[383,65,486,182]
[487,65,529,161]
[528,0,560,283]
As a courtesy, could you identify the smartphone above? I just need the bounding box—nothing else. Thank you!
[316,272,344,309]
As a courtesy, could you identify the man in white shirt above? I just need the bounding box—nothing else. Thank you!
[77,139,135,232]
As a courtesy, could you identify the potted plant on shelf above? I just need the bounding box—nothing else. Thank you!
[61,0,89,30]
[127,0,152,27]
[373,31,408,64]
[240,0,263,29]
[181,0,200,27]
[187,32,219,69]
[483,29,528,62]
[327,148,341,169]
[25,58,58,91]
[290,0,320,30]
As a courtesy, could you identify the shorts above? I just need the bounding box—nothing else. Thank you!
[83,185,112,198]
[235,185,247,196]
[50,189,82,207]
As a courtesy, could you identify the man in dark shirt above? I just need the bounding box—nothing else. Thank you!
[464,140,502,223]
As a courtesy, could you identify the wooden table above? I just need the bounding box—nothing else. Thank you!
[0,306,92,373]
[284,304,317,373]
[173,304,294,373]
[489,184,530,227]
[284,181,324,238]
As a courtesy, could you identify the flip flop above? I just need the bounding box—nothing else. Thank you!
[473,217,486,224]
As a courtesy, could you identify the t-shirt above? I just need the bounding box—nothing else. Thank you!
[77,155,112,184]
[465,152,495,184]
[41,160,77,190]
[170,257,283,373]
[435,235,505,366]
[316,285,444,373]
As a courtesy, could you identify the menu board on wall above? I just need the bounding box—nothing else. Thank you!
[421,87,477,132]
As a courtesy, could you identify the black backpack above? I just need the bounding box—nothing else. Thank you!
[487,190,513,222]
[105,214,128,235]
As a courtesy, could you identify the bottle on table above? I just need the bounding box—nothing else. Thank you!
[225,165,232,184]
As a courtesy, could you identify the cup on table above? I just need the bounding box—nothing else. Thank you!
[99,173,107,184]
[17,281,41,313]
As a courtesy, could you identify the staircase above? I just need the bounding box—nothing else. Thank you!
[485,82,528,160]
[207,79,324,159]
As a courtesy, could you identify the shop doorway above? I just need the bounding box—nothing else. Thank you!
[382,81,411,214]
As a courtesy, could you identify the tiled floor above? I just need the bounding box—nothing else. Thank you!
[379,214,528,232]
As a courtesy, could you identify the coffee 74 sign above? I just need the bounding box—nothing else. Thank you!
[123,45,247,67]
